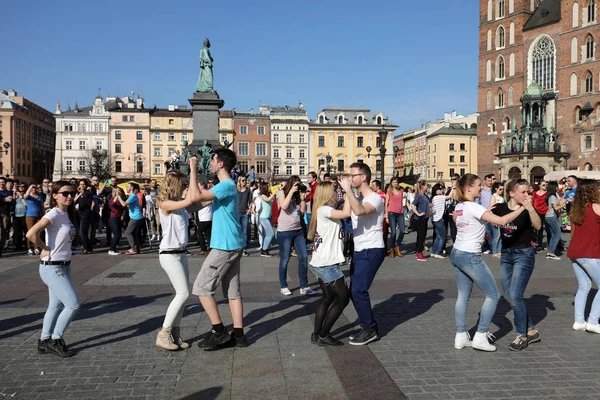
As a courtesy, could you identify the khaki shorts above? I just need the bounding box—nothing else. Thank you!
[192,249,243,299]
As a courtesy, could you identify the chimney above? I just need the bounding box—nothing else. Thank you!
[136,97,144,109]
[7,89,17,97]
[55,101,61,115]
[168,104,175,111]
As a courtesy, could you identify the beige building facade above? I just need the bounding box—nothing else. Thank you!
[149,107,193,180]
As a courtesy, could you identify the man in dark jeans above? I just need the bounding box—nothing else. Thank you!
[75,179,94,254]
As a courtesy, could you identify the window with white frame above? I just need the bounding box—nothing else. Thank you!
[487,90,492,110]
[273,133,279,143]
[299,166,305,175]
[486,59,492,81]
[154,147,161,157]
[338,136,344,147]
[115,130,121,140]
[585,71,594,92]
[487,29,492,50]
[588,0,596,23]
[256,160,266,174]
[66,160,72,171]
[136,131,143,140]
[357,136,364,148]
[154,132,161,141]
[115,143,122,153]
[508,85,514,105]
[238,142,249,155]
[286,165,293,175]
[586,35,595,60]
[274,149,280,158]
[257,126,265,135]
[286,149,292,158]
[136,144,143,153]
[154,163,161,174]
[498,88,505,108]
[182,133,188,141]
[299,134,305,143]
[96,141,103,150]
[273,165,279,175]
[79,140,86,150]
[496,26,505,48]
[497,0,505,18]
[318,159,325,169]
[256,142,267,156]
[571,72,579,95]
[497,55,505,79]
[168,132,175,141]
[136,161,143,173]
[585,135,593,150]
[66,140,72,150]
[318,136,325,147]
[299,149,305,158]
[129,116,135,122]
[574,2,580,27]
[240,125,248,135]
[529,35,556,90]
[221,134,228,143]
[286,133,292,143]
[79,160,86,171]
[115,161,122,172]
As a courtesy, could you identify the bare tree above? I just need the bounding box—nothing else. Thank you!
[83,149,111,179]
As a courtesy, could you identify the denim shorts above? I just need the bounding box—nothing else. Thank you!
[310,264,344,284]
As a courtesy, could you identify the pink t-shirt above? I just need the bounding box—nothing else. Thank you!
[276,191,302,232]
[387,189,404,214]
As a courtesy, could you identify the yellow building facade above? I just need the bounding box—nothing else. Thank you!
[149,108,193,180]
[218,110,234,147]
[309,107,397,182]
[426,124,478,184]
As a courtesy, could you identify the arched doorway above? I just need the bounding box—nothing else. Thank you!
[530,166,546,185]
[583,162,593,171]
[509,166,522,179]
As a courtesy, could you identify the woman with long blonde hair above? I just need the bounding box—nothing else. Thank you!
[307,182,351,346]
[154,158,199,351]
[567,179,600,333]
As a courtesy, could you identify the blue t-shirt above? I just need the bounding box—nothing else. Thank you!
[25,195,43,218]
[412,194,430,220]
[249,169,255,182]
[564,187,577,202]
[127,193,144,220]
[210,179,246,250]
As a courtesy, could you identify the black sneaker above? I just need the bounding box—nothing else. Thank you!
[527,331,541,344]
[260,250,272,257]
[198,330,230,351]
[37,338,49,354]
[349,327,364,341]
[317,334,344,347]
[242,250,249,257]
[311,332,318,345]
[232,335,249,348]
[349,327,378,346]
[46,338,73,358]
[508,336,529,351]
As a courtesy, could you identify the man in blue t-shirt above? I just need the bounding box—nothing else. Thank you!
[116,182,144,255]
[191,148,247,350]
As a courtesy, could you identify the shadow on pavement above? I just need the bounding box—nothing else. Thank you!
[332,289,445,339]
[174,386,223,400]
[487,294,556,341]
[0,294,171,341]
[0,299,26,306]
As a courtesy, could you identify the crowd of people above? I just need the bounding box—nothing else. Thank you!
[1,157,599,358]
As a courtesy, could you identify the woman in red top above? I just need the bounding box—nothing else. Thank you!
[532,180,549,252]
[385,177,405,257]
[107,188,126,255]
[567,179,600,334]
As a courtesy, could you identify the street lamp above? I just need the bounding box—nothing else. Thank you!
[326,153,332,174]
[378,125,388,184]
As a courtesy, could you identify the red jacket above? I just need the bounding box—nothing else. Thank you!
[532,191,548,214]
[304,181,318,211]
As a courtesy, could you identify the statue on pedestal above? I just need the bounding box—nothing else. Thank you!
[198,139,214,176]
[196,38,214,93]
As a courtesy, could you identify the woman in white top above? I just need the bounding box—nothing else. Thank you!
[307,182,351,346]
[488,182,505,258]
[431,184,454,259]
[154,157,200,351]
[27,181,79,358]
[450,174,524,352]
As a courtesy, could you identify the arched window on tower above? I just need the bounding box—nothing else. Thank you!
[585,71,594,92]
[573,2,580,27]
[586,35,595,60]
[498,0,505,18]
[571,72,579,95]
[498,88,505,108]
[503,116,511,132]
[489,119,496,133]
[509,22,515,44]
[497,55,505,79]
[575,106,582,124]
[497,26,505,48]
[486,59,492,81]
[487,29,492,50]
[585,135,593,149]
[588,0,596,23]
[487,90,493,110]
[508,85,514,106]
[357,116,363,124]
[572,37,579,63]
[529,35,556,90]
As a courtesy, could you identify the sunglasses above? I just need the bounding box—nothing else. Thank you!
[58,191,77,197]
[451,178,457,181]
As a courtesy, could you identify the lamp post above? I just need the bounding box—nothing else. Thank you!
[326,153,332,174]
[378,125,388,184]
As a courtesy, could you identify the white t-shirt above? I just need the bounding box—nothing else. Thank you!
[159,208,189,251]
[197,204,213,222]
[454,201,488,253]
[43,208,76,261]
[352,192,384,252]
[310,206,345,267]
[432,195,446,222]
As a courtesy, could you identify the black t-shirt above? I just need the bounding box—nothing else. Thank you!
[492,202,533,249]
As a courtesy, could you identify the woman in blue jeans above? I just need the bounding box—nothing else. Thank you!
[26,181,79,358]
[276,175,316,296]
[258,182,276,257]
[567,179,600,334]
[492,179,542,351]
[451,174,524,352]
[544,181,567,260]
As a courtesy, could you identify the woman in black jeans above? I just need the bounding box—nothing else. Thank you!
[411,180,430,262]
[74,179,93,255]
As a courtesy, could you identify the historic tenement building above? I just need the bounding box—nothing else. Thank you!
[53,96,110,181]
[478,0,600,182]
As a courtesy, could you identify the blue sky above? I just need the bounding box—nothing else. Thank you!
[2,0,479,133]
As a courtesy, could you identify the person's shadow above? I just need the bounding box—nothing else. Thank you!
[485,294,555,341]
[174,387,223,400]
[332,289,445,339]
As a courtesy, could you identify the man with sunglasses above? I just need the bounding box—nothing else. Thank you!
[0,177,15,257]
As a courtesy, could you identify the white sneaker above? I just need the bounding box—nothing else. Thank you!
[27,249,34,255]
[585,323,600,334]
[280,288,292,296]
[431,254,446,259]
[454,332,472,349]
[108,251,120,256]
[300,287,317,295]
[483,250,491,255]
[472,332,496,352]
[573,321,587,331]
[150,235,156,241]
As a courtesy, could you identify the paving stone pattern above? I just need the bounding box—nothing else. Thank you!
[1,231,600,399]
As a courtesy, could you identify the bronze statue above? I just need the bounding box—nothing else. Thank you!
[198,139,214,175]
[196,38,214,92]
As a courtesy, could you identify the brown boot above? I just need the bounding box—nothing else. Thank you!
[171,326,189,349]
[395,246,403,257]
[388,249,395,258]
[155,327,178,351]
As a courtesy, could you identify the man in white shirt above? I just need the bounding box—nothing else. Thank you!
[339,162,385,346]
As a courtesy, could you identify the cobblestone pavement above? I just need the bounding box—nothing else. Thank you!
[1,231,599,400]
